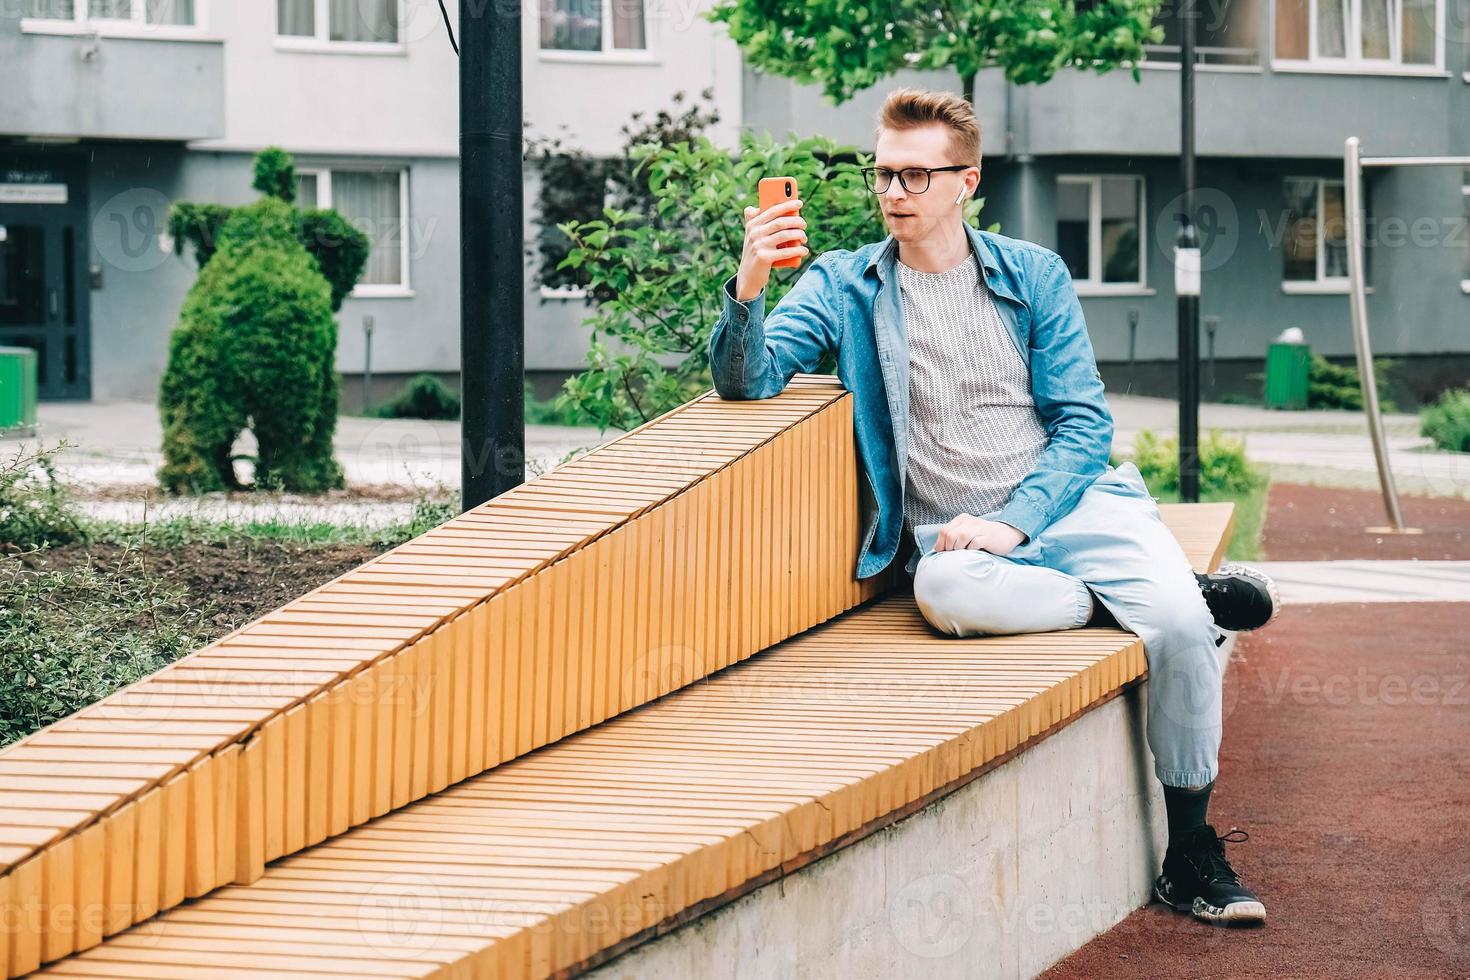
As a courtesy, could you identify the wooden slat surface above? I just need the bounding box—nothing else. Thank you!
[26,503,1234,980]
[1,376,899,976]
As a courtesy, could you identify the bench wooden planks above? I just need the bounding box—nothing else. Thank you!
[26,503,1235,979]
[1,376,899,978]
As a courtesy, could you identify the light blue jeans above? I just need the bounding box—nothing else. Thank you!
[906,461,1225,788]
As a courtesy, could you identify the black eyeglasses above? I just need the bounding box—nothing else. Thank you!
[861,165,970,195]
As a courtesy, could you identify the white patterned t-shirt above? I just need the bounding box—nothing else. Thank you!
[896,251,1049,537]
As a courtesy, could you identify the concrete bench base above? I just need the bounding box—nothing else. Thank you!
[586,682,1167,980]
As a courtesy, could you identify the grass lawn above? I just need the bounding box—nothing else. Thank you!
[1152,479,1270,563]
[1,499,455,748]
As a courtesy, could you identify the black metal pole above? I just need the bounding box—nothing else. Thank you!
[1176,0,1201,502]
[459,0,524,512]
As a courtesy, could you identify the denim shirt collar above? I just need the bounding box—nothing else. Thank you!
[862,222,1023,307]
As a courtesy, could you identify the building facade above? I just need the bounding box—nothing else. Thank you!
[2,0,1466,406]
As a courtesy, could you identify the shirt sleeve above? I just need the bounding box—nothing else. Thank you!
[708,255,842,400]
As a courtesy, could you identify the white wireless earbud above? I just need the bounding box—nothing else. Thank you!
[955,189,966,205]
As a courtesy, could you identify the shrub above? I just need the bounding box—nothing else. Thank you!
[1125,428,1265,498]
[528,88,723,297]
[373,374,462,420]
[158,195,345,494]
[0,548,213,746]
[252,147,296,202]
[296,209,371,311]
[167,147,369,313]
[0,441,85,554]
[1420,388,1470,452]
[1308,354,1396,412]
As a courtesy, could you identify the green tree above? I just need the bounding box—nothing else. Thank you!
[706,0,1166,105]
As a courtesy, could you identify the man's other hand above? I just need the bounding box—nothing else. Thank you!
[933,515,1027,556]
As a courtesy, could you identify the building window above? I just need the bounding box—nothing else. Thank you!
[1145,0,1261,66]
[1056,175,1146,289]
[1274,0,1441,68]
[1281,177,1354,285]
[296,167,410,294]
[26,0,196,26]
[278,0,399,45]
[539,0,646,52]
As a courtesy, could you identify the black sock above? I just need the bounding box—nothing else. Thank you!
[1163,780,1214,843]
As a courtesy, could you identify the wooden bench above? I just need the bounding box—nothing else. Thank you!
[2,376,1234,978]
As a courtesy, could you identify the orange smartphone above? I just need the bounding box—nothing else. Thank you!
[757,175,802,268]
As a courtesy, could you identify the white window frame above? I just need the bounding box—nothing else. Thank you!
[297,165,413,298]
[274,0,407,55]
[1056,174,1152,296]
[21,0,212,41]
[538,0,655,63]
[1270,0,1446,75]
[1280,176,1355,293]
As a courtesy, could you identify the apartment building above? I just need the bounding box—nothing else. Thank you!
[2,0,1466,405]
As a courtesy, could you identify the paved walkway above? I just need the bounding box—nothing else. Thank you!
[4,392,1467,525]
[1,399,618,488]
[8,393,1462,486]
[1,400,623,525]
[1108,394,1470,499]
[1254,560,1470,604]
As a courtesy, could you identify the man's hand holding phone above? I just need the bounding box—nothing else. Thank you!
[735,198,807,302]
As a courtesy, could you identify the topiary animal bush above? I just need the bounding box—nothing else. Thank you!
[159,149,368,494]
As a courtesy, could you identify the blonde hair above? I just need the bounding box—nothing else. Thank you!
[874,87,981,168]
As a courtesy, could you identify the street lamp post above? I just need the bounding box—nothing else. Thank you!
[459,0,525,512]
[1175,0,1201,502]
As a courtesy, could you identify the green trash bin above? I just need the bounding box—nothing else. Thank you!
[1264,340,1311,410]
[0,345,39,433]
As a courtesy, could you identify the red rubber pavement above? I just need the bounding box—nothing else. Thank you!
[1262,482,1470,561]
[1042,602,1470,979]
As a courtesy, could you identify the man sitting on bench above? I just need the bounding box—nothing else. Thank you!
[709,86,1279,926]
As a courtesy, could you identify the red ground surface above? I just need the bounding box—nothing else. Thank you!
[1042,603,1470,979]
[1262,482,1470,560]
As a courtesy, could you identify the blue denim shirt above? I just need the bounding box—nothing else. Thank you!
[708,222,1114,581]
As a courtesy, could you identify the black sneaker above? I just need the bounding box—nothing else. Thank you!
[1154,825,1266,925]
[1194,562,1281,632]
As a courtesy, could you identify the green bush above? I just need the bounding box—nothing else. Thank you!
[252,146,296,202]
[1420,387,1470,452]
[158,195,346,494]
[1308,354,1397,412]
[532,88,725,297]
[1124,428,1265,498]
[167,147,369,313]
[0,441,85,554]
[295,210,371,311]
[555,126,999,432]
[0,549,212,746]
[372,374,462,420]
